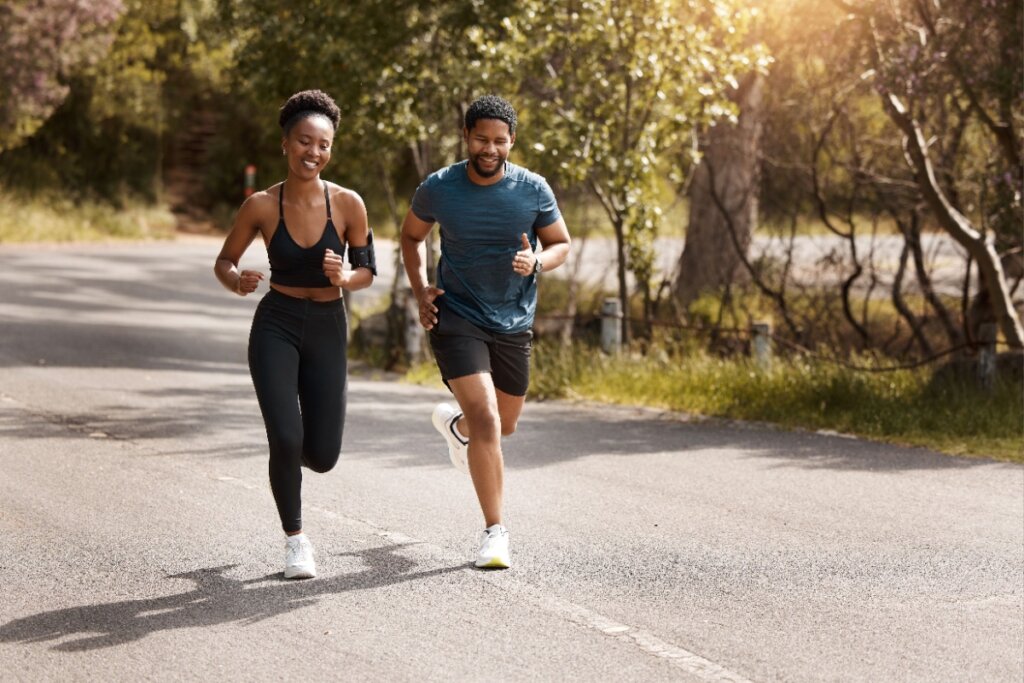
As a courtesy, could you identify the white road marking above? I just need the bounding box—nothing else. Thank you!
[328,506,757,682]
[538,594,756,682]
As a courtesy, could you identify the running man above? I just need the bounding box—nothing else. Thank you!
[400,95,571,569]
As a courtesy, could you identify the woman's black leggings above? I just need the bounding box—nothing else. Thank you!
[248,288,347,533]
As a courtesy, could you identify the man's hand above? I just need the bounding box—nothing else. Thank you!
[418,286,445,329]
[512,233,537,276]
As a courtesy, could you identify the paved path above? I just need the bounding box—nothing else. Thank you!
[0,240,1020,682]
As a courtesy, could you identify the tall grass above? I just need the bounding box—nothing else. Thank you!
[416,341,1020,462]
[0,191,176,243]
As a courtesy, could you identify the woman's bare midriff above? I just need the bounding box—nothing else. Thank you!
[270,283,342,302]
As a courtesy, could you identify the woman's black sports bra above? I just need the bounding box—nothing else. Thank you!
[268,181,345,288]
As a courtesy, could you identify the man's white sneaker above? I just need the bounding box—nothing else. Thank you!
[284,533,316,579]
[431,402,469,474]
[475,524,511,569]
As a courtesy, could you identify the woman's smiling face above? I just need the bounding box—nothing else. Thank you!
[283,114,335,179]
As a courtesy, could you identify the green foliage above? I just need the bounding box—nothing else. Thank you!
[0,80,164,201]
[225,0,523,185]
[0,0,247,203]
[507,0,767,315]
[0,0,124,153]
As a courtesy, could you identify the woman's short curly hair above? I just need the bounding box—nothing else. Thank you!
[278,90,341,134]
[465,95,517,135]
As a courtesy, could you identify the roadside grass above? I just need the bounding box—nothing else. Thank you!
[404,342,1023,463]
[0,191,176,243]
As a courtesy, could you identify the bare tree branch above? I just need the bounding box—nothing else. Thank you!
[900,210,964,348]
[704,157,802,338]
[879,89,1024,347]
[892,234,934,356]
[913,0,1022,173]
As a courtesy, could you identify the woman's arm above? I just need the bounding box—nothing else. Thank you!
[214,194,266,295]
[325,189,374,291]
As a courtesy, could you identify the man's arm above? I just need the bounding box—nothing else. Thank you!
[535,218,571,273]
[400,209,444,329]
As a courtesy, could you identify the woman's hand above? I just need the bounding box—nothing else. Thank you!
[236,269,264,295]
[323,248,349,288]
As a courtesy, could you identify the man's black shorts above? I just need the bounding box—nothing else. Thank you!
[429,299,532,396]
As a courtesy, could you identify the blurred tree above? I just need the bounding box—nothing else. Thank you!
[223,0,519,190]
[850,0,1023,347]
[0,0,124,153]
[672,69,764,311]
[0,0,240,203]
[699,0,1023,357]
[508,0,764,342]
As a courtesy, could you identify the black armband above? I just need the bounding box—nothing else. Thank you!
[348,228,377,276]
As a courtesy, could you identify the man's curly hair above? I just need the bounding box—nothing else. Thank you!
[465,95,517,135]
[278,90,341,133]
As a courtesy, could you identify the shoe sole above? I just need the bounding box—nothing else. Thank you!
[284,565,316,579]
[475,556,510,569]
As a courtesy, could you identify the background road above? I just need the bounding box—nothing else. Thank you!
[342,232,969,305]
[0,240,1020,682]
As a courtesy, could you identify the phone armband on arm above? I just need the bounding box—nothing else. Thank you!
[347,228,377,276]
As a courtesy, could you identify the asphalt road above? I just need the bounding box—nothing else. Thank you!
[0,239,1020,682]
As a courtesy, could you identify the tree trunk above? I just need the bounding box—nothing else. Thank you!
[612,215,630,345]
[673,72,764,311]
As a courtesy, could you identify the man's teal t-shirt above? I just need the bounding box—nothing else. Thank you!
[411,160,562,334]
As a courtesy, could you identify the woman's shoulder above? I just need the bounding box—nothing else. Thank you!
[235,184,280,224]
[242,184,282,209]
[325,182,366,210]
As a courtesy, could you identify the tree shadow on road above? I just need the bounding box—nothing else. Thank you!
[3,247,1005,473]
[0,543,467,652]
[505,401,1012,473]
[2,380,1004,474]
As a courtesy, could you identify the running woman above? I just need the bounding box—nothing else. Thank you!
[400,95,571,569]
[214,89,376,579]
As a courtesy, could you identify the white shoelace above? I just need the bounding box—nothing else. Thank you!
[287,540,309,564]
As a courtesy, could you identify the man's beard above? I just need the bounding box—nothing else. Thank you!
[470,153,504,178]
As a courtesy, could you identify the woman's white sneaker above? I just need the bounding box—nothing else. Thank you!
[431,402,469,474]
[284,533,316,579]
[475,524,511,569]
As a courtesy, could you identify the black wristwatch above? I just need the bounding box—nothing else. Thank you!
[533,256,544,275]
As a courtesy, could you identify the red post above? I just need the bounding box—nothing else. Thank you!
[244,164,257,197]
